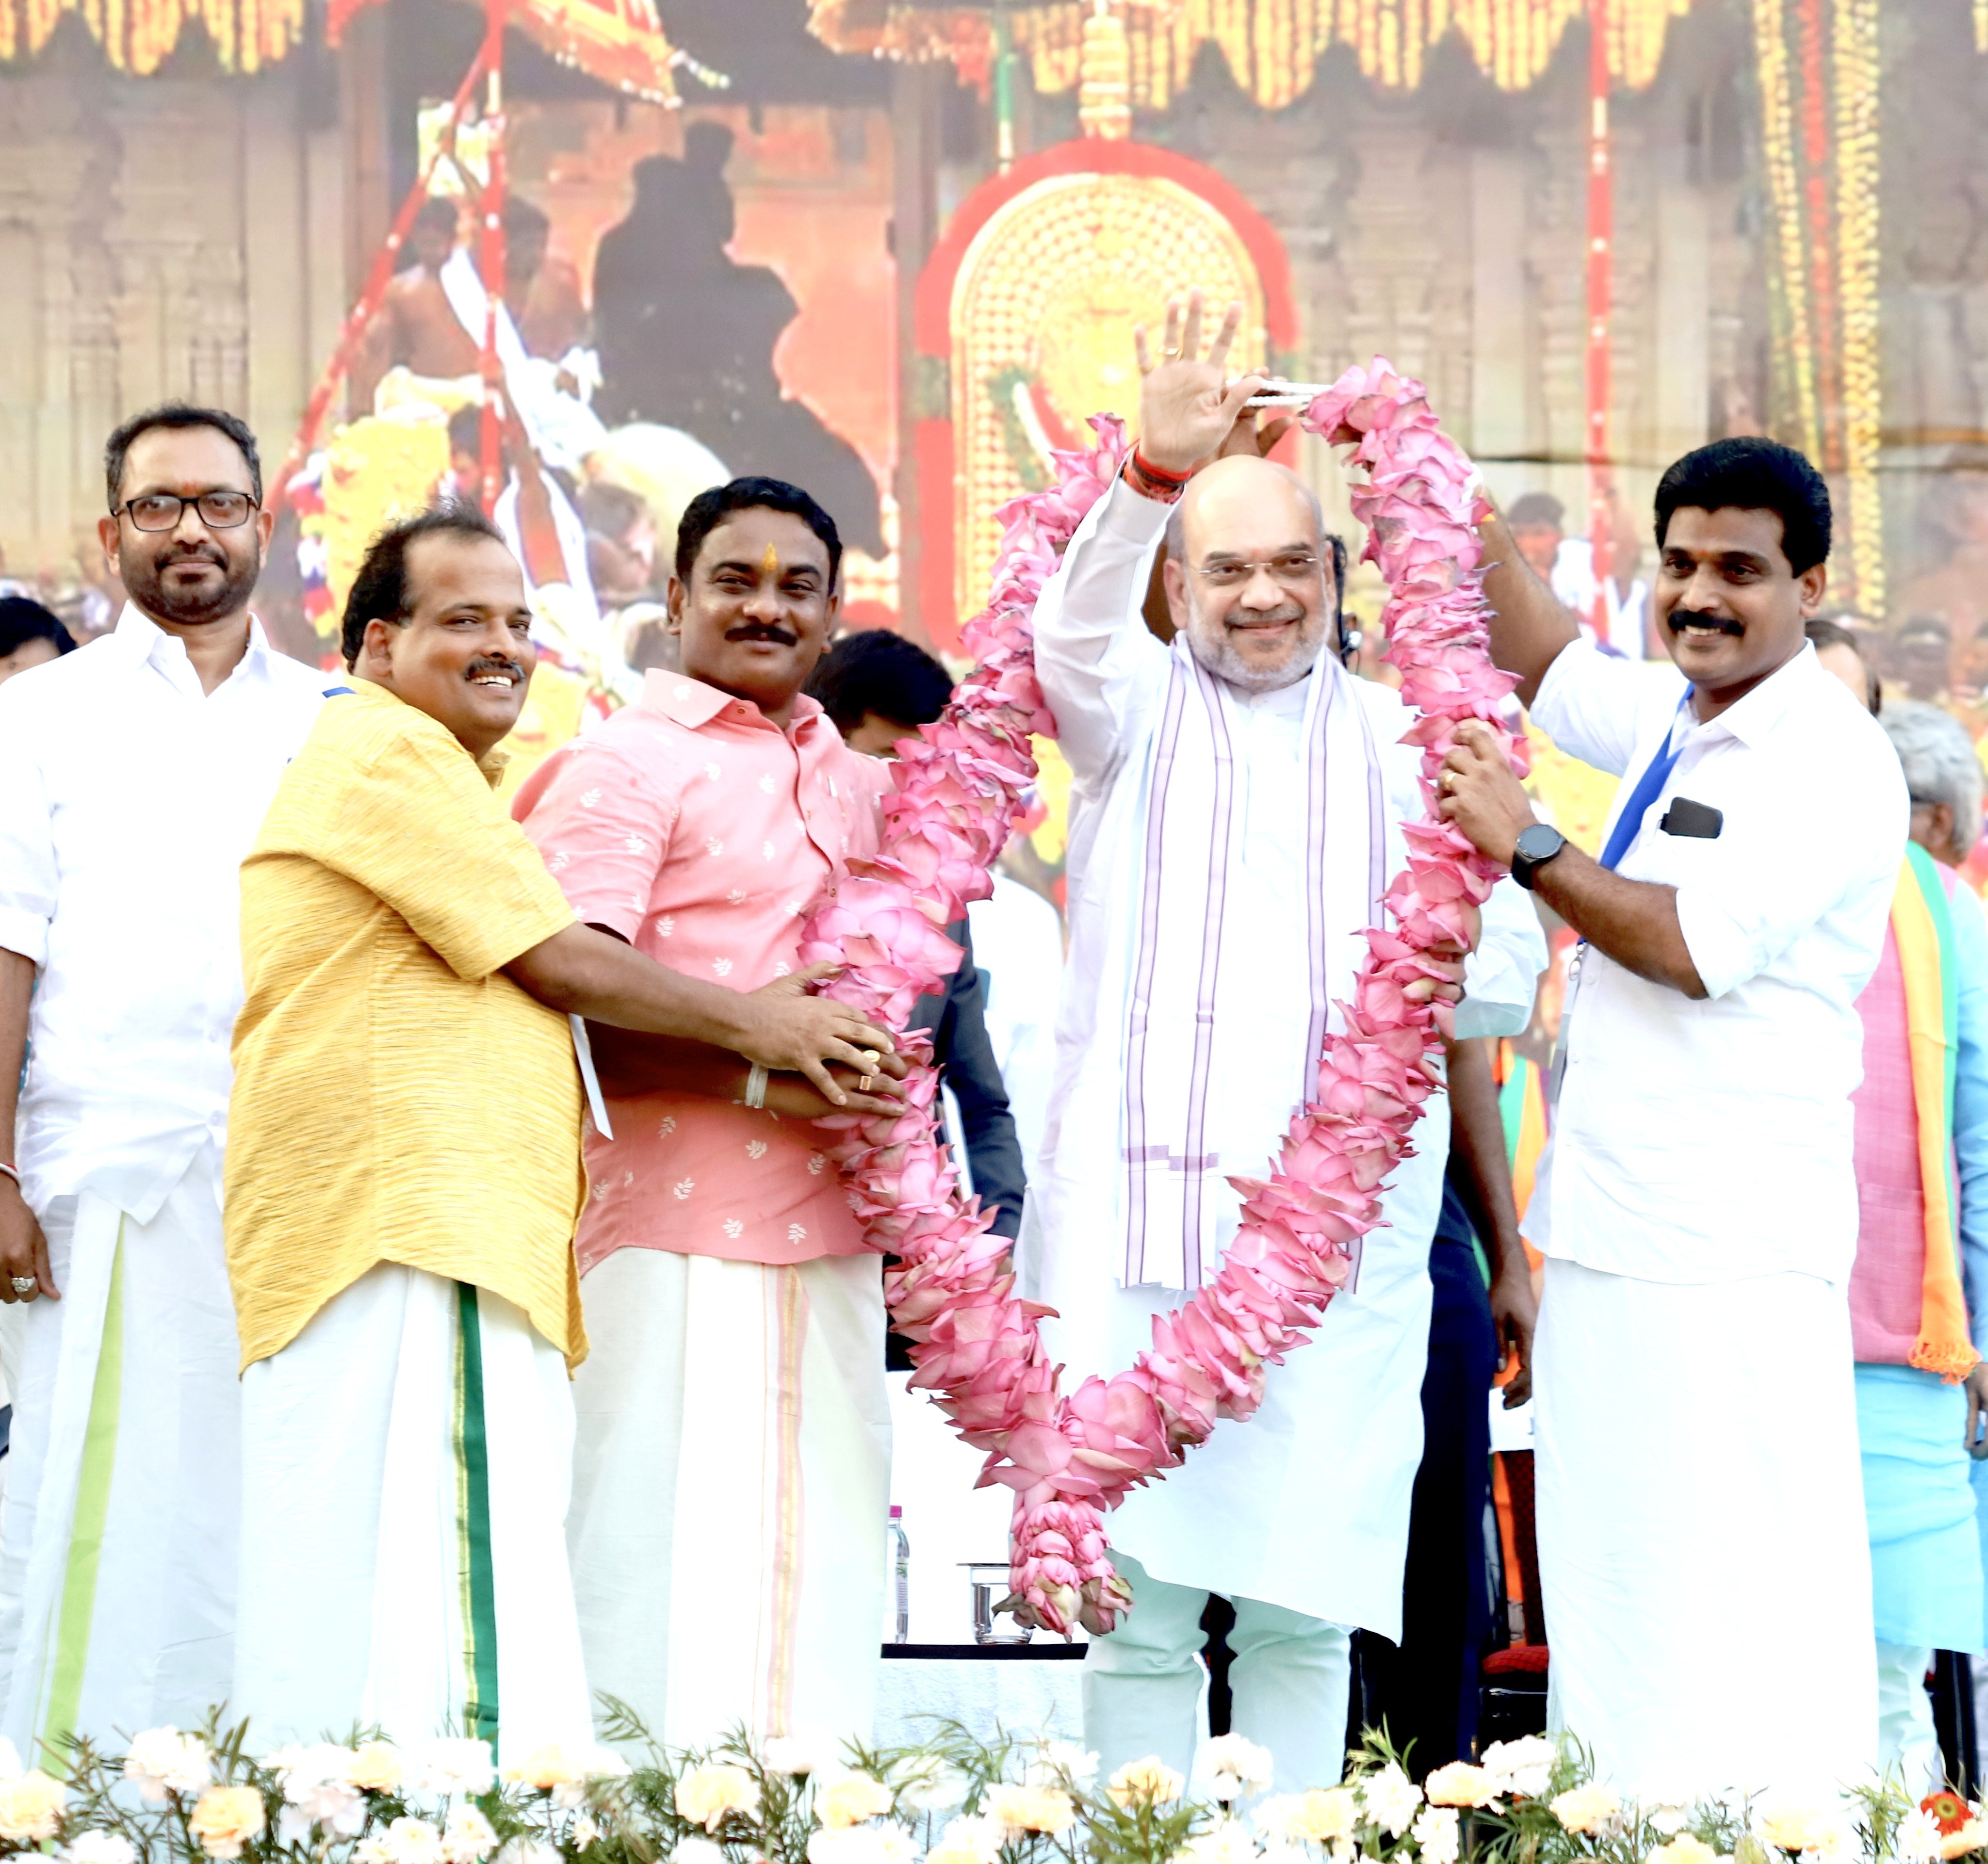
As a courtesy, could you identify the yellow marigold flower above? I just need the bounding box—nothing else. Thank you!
[1650,1837,1718,1864]
[1550,1785,1620,1835]
[0,1769,65,1844]
[984,1783,1076,1836]
[1425,1764,1499,1810]
[189,1785,267,1860]
[676,1764,761,1833]
[816,1773,896,1830]
[1106,1757,1186,1810]
[349,1743,403,1793]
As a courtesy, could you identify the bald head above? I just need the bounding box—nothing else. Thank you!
[1165,454,1324,561]
[1161,455,1334,694]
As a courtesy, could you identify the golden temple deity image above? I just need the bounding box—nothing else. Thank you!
[915,138,1297,641]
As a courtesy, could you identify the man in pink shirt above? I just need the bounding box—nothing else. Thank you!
[515,476,907,1751]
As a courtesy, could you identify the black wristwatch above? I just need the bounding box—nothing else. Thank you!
[1511,822,1567,891]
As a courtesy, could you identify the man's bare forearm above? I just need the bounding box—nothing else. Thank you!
[507,923,761,1049]
[0,950,31,1151]
[586,1024,747,1100]
[1444,1036,1526,1284]
[1529,847,1706,998]
[1478,512,1581,710]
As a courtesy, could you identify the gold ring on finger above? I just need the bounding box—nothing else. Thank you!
[1162,347,1183,361]
[858,1075,874,1093]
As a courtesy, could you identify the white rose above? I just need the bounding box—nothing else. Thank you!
[442,1807,498,1864]
[927,1815,1005,1864]
[1196,1735,1274,1801]
[1361,1764,1423,1840]
[891,1755,968,1815]
[412,1739,497,1800]
[1025,1744,1100,1791]
[123,1729,213,1803]
[808,1829,920,1864]
[272,1742,368,1843]
[764,1732,841,1778]
[1179,1817,1260,1864]
[667,1839,729,1864]
[63,1835,139,1864]
[1480,1737,1555,1801]
[1414,1806,1461,1864]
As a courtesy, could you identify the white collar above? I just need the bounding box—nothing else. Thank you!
[111,602,273,685]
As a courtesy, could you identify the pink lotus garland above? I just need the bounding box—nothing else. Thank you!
[797,362,1527,1636]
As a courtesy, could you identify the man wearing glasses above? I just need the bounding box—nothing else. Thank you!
[1019,297,1543,1784]
[0,404,330,1754]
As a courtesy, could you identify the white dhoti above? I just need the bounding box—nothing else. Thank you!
[568,1248,890,1752]
[1534,1257,1877,1800]
[0,1146,237,1761]
[235,1264,589,1761]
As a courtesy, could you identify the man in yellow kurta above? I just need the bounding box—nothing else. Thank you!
[226,505,898,1758]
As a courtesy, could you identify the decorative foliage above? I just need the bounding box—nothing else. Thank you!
[798,360,1524,1636]
[3,1720,1973,1864]
[0,0,301,73]
[1751,0,1884,610]
[807,1,1698,110]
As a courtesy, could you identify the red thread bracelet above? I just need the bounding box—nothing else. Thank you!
[1130,446,1191,486]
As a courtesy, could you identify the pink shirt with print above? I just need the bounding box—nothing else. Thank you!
[513,670,888,1272]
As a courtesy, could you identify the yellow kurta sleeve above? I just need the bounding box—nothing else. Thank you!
[303,715,577,979]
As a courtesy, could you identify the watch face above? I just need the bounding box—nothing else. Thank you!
[1515,824,1564,863]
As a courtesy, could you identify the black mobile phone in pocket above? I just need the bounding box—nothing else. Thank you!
[1659,797,1723,839]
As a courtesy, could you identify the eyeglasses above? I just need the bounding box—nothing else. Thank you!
[1191,551,1323,590]
[114,492,259,533]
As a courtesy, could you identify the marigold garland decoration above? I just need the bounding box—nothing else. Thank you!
[1751,0,1883,612]
[798,363,1521,1634]
[0,0,300,71]
[809,0,1696,110]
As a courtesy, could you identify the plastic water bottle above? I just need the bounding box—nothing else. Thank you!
[886,1505,910,1643]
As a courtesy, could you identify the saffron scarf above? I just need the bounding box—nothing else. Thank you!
[1890,842,1981,1383]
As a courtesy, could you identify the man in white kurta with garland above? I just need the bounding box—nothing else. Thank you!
[1019,300,1544,1788]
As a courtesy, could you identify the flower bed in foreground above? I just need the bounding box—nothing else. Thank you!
[0,1715,1977,1864]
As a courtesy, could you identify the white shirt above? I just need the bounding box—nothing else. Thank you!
[0,606,331,1219]
[965,874,1064,1179]
[1525,637,1907,1285]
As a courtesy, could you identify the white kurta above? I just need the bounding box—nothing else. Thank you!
[0,610,327,1754]
[1016,478,1543,1635]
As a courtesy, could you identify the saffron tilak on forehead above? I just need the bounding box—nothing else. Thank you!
[762,543,779,576]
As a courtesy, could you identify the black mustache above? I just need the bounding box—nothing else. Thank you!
[464,656,522,682]
[1667,612,1744,637]
[158,548,225,569]
[726,623,798,646]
